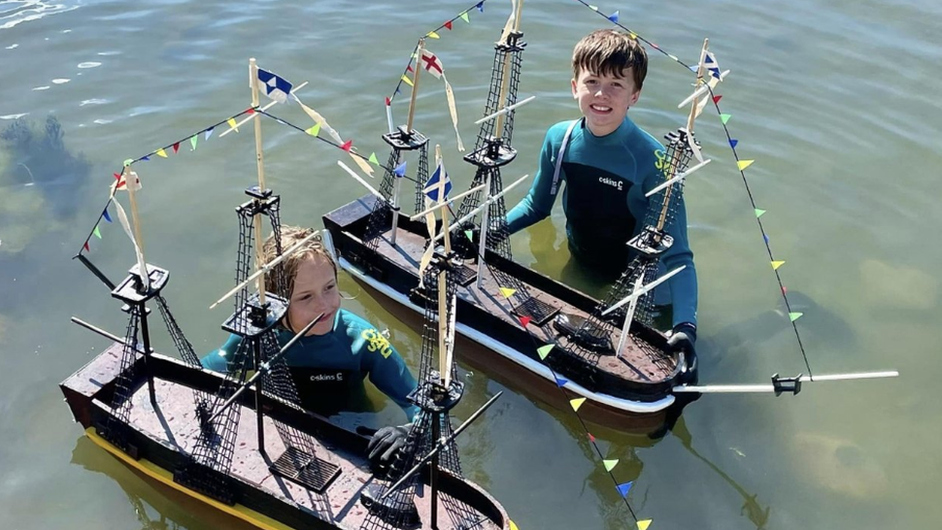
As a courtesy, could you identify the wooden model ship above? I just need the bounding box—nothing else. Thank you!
[324,5,710,433]
[62,59,512,530]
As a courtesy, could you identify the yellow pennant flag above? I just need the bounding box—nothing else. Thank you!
[509,521,519,530]
[536,344,554,360]
[499,287,516,298]
[570,397,586,412]
[603,459,619,472]
[737,159,755,171]
[156,148,168,158]
[427,31,441,39]
[227,117,239,132]
[771,260,785,270]
[306,122,321,137]
[401,74,414,87]
[637,520,652,530]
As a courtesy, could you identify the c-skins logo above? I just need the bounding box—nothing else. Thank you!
[598,175,624,191]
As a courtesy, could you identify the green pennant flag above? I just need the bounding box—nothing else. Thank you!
[93,225,102,239]
[190,135,198,151]
[368,152,379,165]
[123,159,133,167]
[603,459,619,472]
[720,113,732,124]
[465,230,473,241]
[789,312,803,322]
[537,344,554,360]
[755,208,766,218]
[460,11,470,23]
[306,123,321,137]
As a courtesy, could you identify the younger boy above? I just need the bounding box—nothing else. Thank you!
[504,29,698,365]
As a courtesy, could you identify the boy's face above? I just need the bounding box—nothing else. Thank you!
[287,255,341,336]
[571,67,641,137]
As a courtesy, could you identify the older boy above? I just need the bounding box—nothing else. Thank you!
[504,29,698,366]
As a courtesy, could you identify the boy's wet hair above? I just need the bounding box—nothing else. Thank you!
[261,225,337,300]
[572,29,648,90]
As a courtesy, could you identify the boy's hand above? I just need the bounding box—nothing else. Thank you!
[367,423,412,463]
[667,323,697,382]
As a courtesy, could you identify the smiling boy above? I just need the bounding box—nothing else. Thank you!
[504,29,699,361]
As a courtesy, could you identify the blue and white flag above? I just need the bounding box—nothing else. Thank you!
[256,67,293,103]
[424,164,452,202]
[704,51,722,80]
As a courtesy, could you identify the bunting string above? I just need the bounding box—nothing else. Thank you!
[570,0,814,378]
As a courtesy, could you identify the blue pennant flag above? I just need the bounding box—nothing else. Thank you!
[102,207,112,223]
[424,165,452,202]
[607,10,619,23]
[616,482,633,498]
[205,127,215,141]
[729,138,738,149]
[689,64,698,72]
[393,161,407,178]
[256,67,293,103]
[476,1,484,12]
[555,376,568,388]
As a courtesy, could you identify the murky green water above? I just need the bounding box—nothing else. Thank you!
[2,0,940,528]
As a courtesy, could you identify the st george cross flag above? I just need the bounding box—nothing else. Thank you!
[256,67,293,103]
[424,164,452,202]
[419,49,465,151]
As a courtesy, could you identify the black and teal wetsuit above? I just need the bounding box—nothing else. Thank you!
[201,309,418,420]
[505,116,698,328]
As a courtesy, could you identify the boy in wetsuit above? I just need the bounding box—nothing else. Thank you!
[504,29,699,370]
[201,226,417,463]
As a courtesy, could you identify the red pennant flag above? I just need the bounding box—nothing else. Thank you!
[246,107,255,114]
[518,315,532,327]
[340,140,353,152]
[588,433,596,443]
[113,172,121,180]
[83,241,90,252]
[444,20,453,30]
[172,142,180,154]
[385,96,391,106]
[407,65,414,73]
[713,95,723,104]
[782,286,788,295]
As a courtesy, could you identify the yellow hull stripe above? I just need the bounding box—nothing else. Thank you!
[85,427,294,530]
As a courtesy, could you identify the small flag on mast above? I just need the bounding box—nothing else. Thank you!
[424,163,452,202]
[419,48,465,151]
[255,67,293,104]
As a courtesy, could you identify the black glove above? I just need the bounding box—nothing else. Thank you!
[367,424,411,463]
[667,323,698,382]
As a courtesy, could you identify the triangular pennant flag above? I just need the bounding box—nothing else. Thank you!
[689,64,698,72]
[204,127,214,140]
[637,520,652,530]
[763,234,770,243]
[393,161,407,177]
[720,113,731,124]
[570,397,586,412]
[476,1,484,12]
[499,287,516,298]
[113,172,121,180]
[518,315,532,327]
[713,95,723,104]
[227,117,239,132]
[464,229,473,241]
[102,207,112,223]
[123,159,133,167]
[156,148,168,158]
[588,433,596,443]
[401,74,414,87]
[141,156,149,161]
[782,286,788,295]
[771,260,785,270]
[754,208,766,218]
[629,32,638,39]
[340,139,353,152]
[427,31,441,39]
[650,42,660,50]
[83,241,90,252]
[729,138,738,149]
[737,159,755,171]
[306,122,321,137]
[509,521,518,530]
[536,344,554,360]
[616,481,633,498]
[603,459,619,472]
[407,65,414,73]
[555,376,568,388]
[444,20,453,30]
[589,5,598,11]
[172,142,180,154]
[190,135,198,151]
[93,225,102,239]
[607,10,619,23]
[460,11,470,23]
[667,54,678,61]
[368,152,379,165]
[789,312,803,322]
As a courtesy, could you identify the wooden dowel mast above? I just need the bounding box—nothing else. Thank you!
[123,165,145,259]
[493,0,525,136]
[249,58,268,305]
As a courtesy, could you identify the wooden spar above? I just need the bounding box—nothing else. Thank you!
[409,182,487,220]
[493,0,524,136]
[249,58,268,305]
[655,39,709,233]
[673,371,900,394]
[474,95,536,125]
[437,268,447,381]
[218,81,309,139]
[431,173,530,245]
[475,170,491,290]
[443,280,457,387]
[209,229,321,309]
[336,161,384,200]
[406,38,425,134]
[435,145,452,254]
[601,265,685,316]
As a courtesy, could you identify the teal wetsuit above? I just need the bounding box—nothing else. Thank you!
[505,116,698,328]
[201,309,419,420]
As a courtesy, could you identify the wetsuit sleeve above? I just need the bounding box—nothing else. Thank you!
[357,336,420,421]
[505,127,561,234]
[200,333,246,372]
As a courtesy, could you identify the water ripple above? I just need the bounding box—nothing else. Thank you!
[0,1,81,31]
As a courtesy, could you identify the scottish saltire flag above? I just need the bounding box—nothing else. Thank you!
[704,51,722,80]
[256,68,293,103]
[424,165,452,202]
